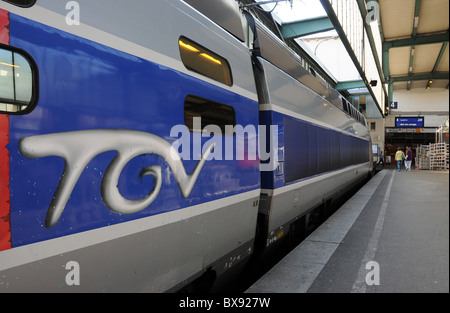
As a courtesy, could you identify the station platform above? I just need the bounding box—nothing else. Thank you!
[246,168,449,293]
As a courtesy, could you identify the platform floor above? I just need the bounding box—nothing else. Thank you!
[246,168,449,293]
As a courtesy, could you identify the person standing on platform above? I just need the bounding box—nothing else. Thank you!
[378,150,384,168]
[395,147,405,172]
[405,146,413,171]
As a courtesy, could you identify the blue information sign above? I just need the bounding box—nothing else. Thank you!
[395,117,424,128]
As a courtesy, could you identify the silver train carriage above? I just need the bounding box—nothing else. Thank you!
[0,0,372,292]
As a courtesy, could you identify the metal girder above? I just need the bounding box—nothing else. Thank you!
[356,0,388,112]
[335,80,366,91]
[412,0,421,38]
[432,42,449,73]
[320,0,383,116]
[383,32,449,97]
[384,32,449,49]
[281,16,334,39]
[390,72,449,82]
[407,0,422,90]
[364,0,385,41]
[356,0,386,86]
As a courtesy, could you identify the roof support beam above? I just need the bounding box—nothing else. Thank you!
[388,82,394,114]
[356,0,386,86]
[390,72,449,82]
[412,0,421,38]
[432,42,449,73]
[384,32,449,49]
[320,0,383,116]
[407,0,422,90]
[281,16,334,39]
[407,47,415,90]
[335,80,366,91]
[382,43,390,81]
[364,0,385,41]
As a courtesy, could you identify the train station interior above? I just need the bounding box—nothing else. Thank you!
[0,0,448,299]
[239,0,449,294]
[240,0,449,166]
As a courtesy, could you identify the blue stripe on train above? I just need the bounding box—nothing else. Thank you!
[8,14,260,247]
[260,110,370,190]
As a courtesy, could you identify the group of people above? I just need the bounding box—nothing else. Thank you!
[395,146,413,171]
[378,147,413,171]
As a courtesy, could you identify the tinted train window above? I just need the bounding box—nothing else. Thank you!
[342,99,348,113]
[284,116,369,183]
[0,46,38,114]
[179,37,232,86]
[1,0,36,7]
[184,95,235,136]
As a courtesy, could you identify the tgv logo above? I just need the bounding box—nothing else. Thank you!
[19,123,278,228]
[19,129,214,228]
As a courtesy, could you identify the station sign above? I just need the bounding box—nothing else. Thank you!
[395,116,424,128]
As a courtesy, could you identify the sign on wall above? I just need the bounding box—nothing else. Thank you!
[395,117,425,128]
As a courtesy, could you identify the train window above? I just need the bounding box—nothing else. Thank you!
[0,46,38,114]
[342,99,349,113]
[1,0,36,7]
[179,37,233,86]
[184,95,235,136]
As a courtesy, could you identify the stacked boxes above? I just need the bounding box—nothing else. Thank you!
[429,143,449,171]
[416,145,430,170]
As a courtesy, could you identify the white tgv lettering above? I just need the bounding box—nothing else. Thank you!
[19,129,214,228]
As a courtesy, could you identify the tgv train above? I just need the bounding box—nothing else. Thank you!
[0,0,372,292]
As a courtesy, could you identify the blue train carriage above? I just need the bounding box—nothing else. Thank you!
[251,19,372,249]
[0,0,261,292]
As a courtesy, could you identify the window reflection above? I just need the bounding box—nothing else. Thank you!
[179,37,233,87]
[0,48,35,113]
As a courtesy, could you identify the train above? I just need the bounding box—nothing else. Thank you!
[0,0,372,292]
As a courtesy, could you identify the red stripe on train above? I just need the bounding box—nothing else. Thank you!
[0,8,11,252]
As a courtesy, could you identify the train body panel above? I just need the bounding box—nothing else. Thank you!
[0,189,259,292]
[260,163,370,241]
[1,0,260,292]
[255,57,371,244]
[0,0,373,292]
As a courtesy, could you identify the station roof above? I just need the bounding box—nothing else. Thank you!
[380,0,449,91]
[247,0,449,94]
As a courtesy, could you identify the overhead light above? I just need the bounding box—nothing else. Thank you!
[426,80,432,90]
[414,17,419,27]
